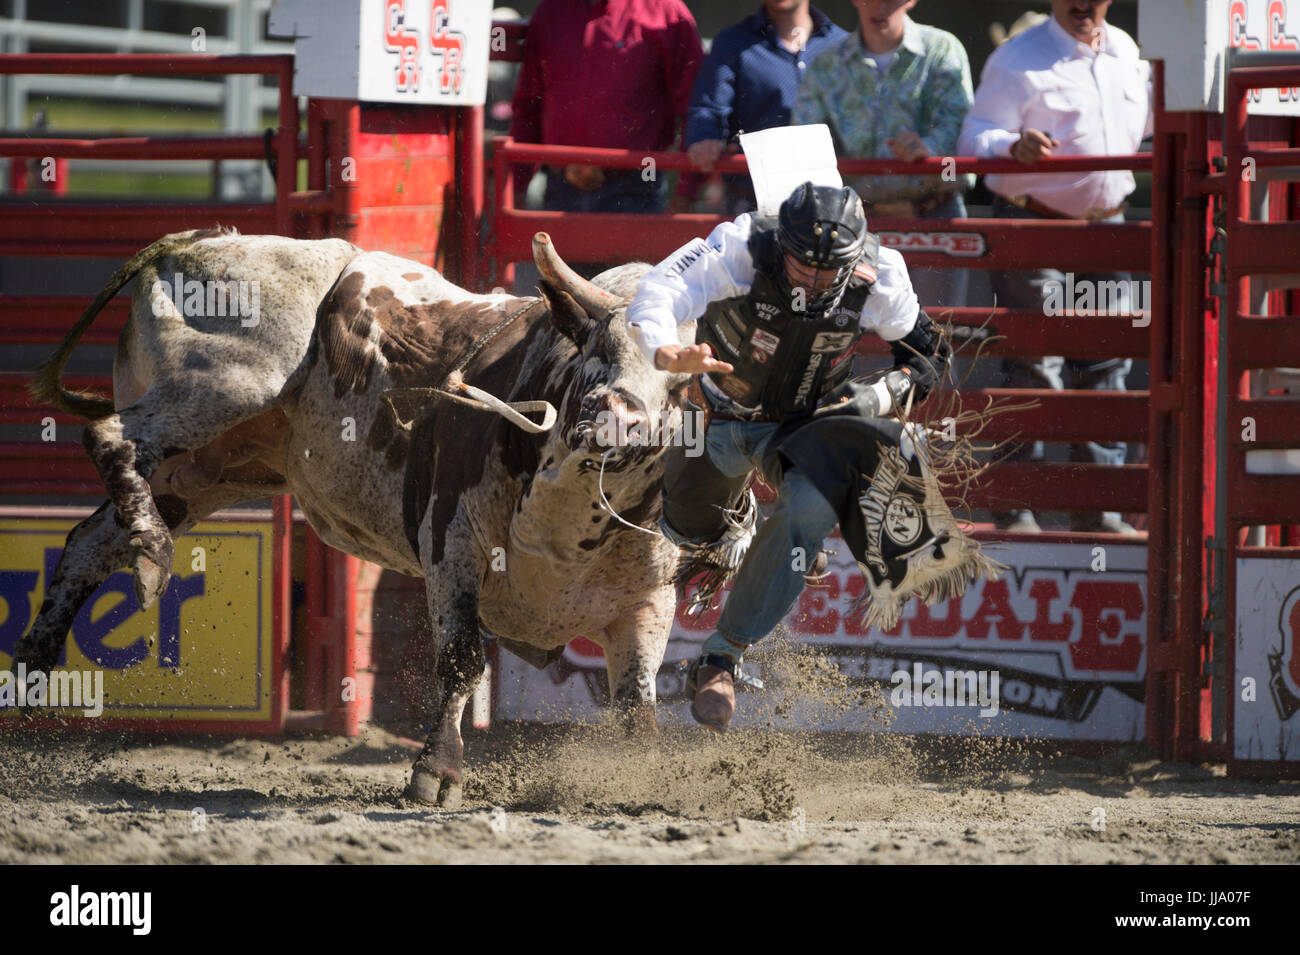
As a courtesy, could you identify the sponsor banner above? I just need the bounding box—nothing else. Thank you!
[496,537,1148,740]
[1234,558,1300,761]
[360,0,492,106]
[0,517,273,722]
[876,232,986,258]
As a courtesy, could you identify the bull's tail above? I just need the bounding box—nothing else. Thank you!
[28,230,210,420]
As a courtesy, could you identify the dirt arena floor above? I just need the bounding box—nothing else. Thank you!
[2,715,1298,864]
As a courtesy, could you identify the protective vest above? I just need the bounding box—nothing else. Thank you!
[697,220,878,417]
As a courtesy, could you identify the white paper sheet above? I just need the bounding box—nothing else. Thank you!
[739,124,843,216]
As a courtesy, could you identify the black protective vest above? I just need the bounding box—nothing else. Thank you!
[697,220,878,417]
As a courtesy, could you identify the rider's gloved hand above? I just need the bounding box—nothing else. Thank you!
[888,309,950,403]
[893,334,950,402]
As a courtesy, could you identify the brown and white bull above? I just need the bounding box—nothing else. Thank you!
[17,227,695,806]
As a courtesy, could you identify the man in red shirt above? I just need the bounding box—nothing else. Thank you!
[510,0,704,215]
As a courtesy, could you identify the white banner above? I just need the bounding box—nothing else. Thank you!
[1234,559,1300,761]
[496,537,1148,741]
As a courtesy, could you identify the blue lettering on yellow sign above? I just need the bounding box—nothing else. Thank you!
[0,549,205,670]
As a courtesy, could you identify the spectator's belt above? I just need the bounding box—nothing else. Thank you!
[1003,193,1127,221]
[868,186,960,219]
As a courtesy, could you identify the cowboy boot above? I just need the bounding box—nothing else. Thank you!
[687,653,737,733]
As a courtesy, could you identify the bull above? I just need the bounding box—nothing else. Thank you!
[16,228,695,806]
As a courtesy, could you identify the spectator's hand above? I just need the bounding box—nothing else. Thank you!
[886,131,931,162]
[1010,129,1059,165]
[654,344,734,375]
[687,139,727,172]
[563,164,606,191]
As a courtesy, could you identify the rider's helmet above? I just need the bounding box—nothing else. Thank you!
[776,182,869,312]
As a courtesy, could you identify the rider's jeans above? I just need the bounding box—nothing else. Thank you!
[693,418,839,664]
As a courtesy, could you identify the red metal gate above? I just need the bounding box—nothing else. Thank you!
[0,53,371,735]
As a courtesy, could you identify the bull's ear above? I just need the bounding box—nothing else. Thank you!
[537,280,600,347]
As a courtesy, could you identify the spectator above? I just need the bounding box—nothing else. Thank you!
[682,0,847,214]
[794,0,973,313]
[958,0,1152,536]
[509,0,704,216]
[484,7,523,139]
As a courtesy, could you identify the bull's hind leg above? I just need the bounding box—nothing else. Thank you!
[12,501,133,674]
[13,477,280,675]
[407,519,487,808]
[82,395,281,610]
[82,413,174,611]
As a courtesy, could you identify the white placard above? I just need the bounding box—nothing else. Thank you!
[269,0,493,105]
[1139,0,1300,116]
[739,125,843,216]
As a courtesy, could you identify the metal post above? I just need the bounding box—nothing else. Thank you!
[459,104,485,290]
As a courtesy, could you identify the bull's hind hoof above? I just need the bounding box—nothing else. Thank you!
[130,533,174,610]
[406,765,463,808]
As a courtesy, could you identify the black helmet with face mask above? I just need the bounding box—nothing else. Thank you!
[776,182,869,312]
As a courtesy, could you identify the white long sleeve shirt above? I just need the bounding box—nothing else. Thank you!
[957,16,1153,218]
[626,212,920,368]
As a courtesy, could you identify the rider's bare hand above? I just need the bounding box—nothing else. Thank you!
[654,344,734,375]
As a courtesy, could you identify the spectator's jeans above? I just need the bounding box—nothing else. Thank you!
[664,417,839,665]
[990,197,1132,521]
[542,169,667,277]
[543,168,667,214]
[909,192,970,313]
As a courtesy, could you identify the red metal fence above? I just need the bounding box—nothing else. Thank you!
[1222,63,1300,777]
[0,53,357,734]
[3,43,1296,772]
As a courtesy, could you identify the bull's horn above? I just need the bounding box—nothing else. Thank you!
[532,232,620,317]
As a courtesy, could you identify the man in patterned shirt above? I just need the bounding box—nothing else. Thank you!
[793,0,973,312]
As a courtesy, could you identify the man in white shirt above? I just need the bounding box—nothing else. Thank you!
[958,0,1152,535]
[626,182,971,732]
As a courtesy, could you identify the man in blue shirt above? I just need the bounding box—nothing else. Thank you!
[682,1,847,213]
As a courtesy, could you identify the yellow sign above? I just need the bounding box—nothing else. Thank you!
[0,515,273,721]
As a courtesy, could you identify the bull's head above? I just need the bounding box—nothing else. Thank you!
[530,233,693,473]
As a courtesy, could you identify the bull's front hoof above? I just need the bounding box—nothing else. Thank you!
[130,533,174,610]
[405,765,463,809]
[618,701,659,743]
